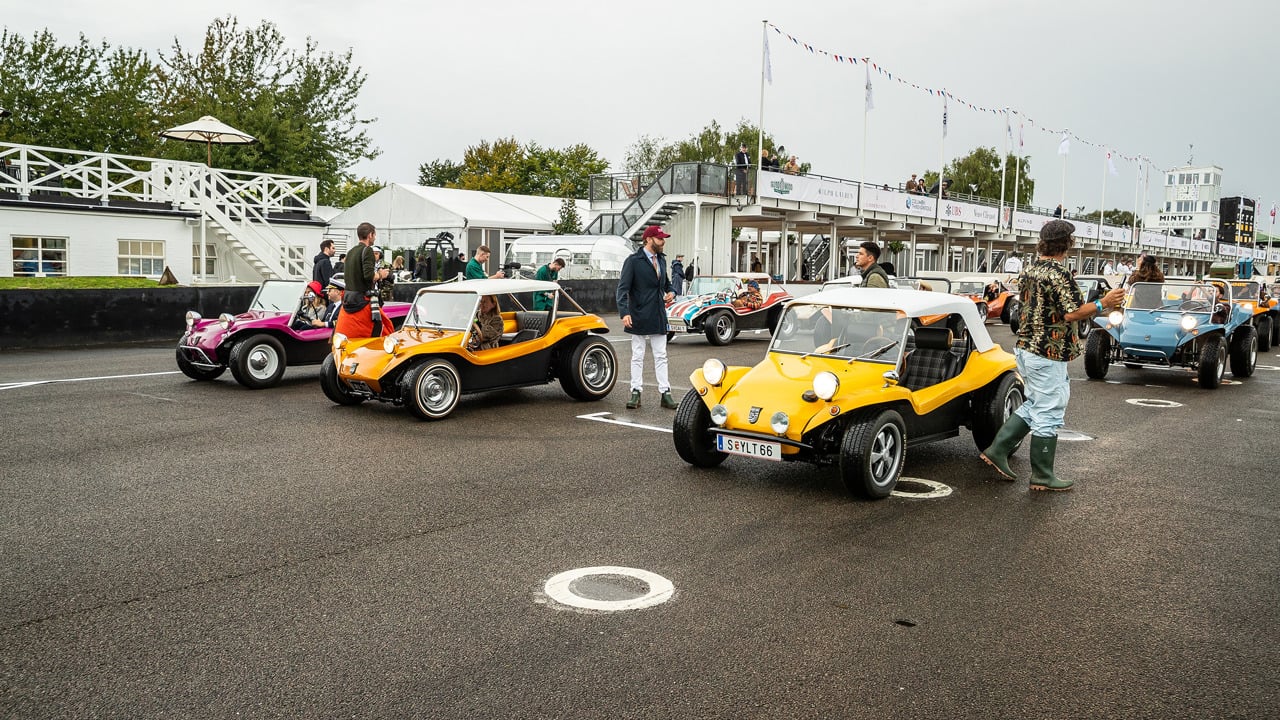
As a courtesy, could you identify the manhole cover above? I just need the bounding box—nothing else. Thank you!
[890,477,952,499]
[1125,398,1184,408]
[543,566,673,612]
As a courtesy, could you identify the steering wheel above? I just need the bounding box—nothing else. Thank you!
[1179,300,1210,312]
[861,336,894,354]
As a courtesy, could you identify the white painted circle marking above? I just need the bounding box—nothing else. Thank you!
[543,566,673,612]
[1056,429,1093,442]
[890,477,952,499]
[1125,398,1184,408]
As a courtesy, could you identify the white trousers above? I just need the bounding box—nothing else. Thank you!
[629,333,669,393]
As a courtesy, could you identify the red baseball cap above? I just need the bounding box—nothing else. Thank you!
[308,281,324,295]
[642,225,670,240]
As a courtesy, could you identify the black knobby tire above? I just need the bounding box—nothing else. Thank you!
[705,311,736,345]
[320,354,365,406]
[975,303,989,323]
[970,373,1024,451]
[839,409,906,499]
[667,331,675,342]
[673,390,727,468]
[175,349,225,381]
[1255,316,1272,352]
[1076,319,1092,340]
[1084,329,1111,380]
[402,359,461,420]
[1197,336,1226,389]
[558,337,617,401]
[1271,313,1280,350]
[1229,325,1257,378]
[228,334,287,389]
[1000,300,1018,325]
[766,306,784,337]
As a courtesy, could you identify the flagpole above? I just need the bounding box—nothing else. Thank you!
[756,19,768,274]
[859,63,869,213]
[1012,116,1023,233]
[1059,132,1068,220]
[1131,154,1142,246]
[935,90,947,228]
[998,109,1008,242]
[1098,148,1107,244]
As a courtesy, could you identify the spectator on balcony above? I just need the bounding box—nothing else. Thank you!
[1053,204,1064,219]
[733,143,751,196]
[905,174,919,194]
[783,155,801,175]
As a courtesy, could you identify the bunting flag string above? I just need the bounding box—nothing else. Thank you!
[767,22,1175,174]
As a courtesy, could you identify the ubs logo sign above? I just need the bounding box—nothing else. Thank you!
[943,204,963,217]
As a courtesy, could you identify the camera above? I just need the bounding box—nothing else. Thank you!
[502,261,523,276]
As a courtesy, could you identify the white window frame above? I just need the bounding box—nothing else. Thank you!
[12,235,69,277]
[118,239,166,277]
[192,242,218,276]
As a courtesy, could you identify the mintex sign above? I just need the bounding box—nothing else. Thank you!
[1147,212,1215,230]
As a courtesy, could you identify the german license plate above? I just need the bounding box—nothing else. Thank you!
[716,434,781,461]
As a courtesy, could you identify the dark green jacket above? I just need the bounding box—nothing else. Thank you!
[345,243,376,295]
[534,264,559,310]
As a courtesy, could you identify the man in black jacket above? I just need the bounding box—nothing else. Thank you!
[617,225,676,409]
[312,239,336,286]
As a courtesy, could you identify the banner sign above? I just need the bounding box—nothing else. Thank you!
[1166,235,1189,251]
[1218,243,1239,258]
[758,171,859,206]
[858,186,936,218]
[1190,239,1213,254]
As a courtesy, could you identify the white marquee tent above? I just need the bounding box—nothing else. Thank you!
[327,184,591,260]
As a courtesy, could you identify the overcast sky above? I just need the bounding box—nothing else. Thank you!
[8,0,1279,220]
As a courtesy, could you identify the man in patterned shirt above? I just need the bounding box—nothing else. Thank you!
[980,219,1125,491]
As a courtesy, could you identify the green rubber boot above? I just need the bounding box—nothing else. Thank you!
[980,414,1031,481]
[1029,435,1073,491]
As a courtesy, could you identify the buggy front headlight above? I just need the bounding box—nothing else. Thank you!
[332,332,348,351]
[185,311,201,329]
[217,313,234,330]
[710,404,728,426]
[770,411,790,435]
[383,335,401,355]
[1180,314,1198,332]
[702,358,726,386]
[813,372,840,401]
[1107,311,1124,326]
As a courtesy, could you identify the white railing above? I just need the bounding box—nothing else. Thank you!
[0,141,316,215]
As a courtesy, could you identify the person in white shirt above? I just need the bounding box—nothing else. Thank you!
[1102,259,1116,274]
[1003,252,1023,273]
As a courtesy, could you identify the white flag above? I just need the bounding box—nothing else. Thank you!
[1057,133,1070,155]
[763,29,773,85]
[1106,150,1118,176]
[864,65,874,111]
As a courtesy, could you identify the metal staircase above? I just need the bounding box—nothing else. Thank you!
[584,162,730,241]
[802,235,831,279]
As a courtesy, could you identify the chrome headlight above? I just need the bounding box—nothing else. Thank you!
[710,404,728,426]
[813,371,840,401]
[702,358,726,386]
[770,411,790,435]
[332,332,348,351]
[1107,311,1124,326]
[383,335,401,354]
[1180,314,1198,331]
[217,312,234,330]
[185,310,201,329]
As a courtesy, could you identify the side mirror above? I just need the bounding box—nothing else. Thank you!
[882,370,900,388]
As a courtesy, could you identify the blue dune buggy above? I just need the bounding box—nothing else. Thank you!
[1084,280,1258,389]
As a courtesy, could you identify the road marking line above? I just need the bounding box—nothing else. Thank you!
[0,370,182,391]
[126,391,178,403]
[577,411,672,433]
[543,566,674,612]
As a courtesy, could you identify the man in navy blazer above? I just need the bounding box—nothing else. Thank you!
[617,225,676,409]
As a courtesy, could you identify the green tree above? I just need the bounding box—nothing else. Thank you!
[418,158,462,187]
[329,176,385,208]
[621,119,803,173]
[553,197,582,234]
[1079,209,1136,227]
[0,29,158,156]
[452,137,527,193]
[524,142,608,198]
[923,146,1034,204]
[154,16,379,204]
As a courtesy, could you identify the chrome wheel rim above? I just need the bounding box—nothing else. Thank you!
[247,345,280,380]
[868,424,903,488]
[715,315,732,340]
[582,346,614,392]
[1003,388,1024,421]
[419,367,458,413]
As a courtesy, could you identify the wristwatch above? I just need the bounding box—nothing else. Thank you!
[1094,300,1105,314]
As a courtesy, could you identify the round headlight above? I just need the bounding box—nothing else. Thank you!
[383,335,400,354]
[813,371,840,401]
[332,332,348,351]
[702,358,726,386]
[185,310,201,329]
[1107,311,1124,326]
[770,411,790,435]
[217,312,234,330]
[1180,314,1198,331]
[710,404,728,426]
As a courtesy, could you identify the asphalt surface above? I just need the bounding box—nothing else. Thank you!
[2,319,1278,719]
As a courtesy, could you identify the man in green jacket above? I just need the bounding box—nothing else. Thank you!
[534,258,565,310]
[465,245,506,280]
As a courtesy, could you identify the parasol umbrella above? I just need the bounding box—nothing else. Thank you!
[160,115,256,166]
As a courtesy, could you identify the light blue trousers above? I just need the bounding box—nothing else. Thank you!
[1012,348,1070,438]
